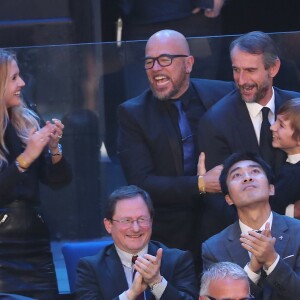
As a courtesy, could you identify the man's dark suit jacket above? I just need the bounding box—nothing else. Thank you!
[117,79,235,257]
[197,87,300,241]
[198,87,300,173]
[75,241,198,300]
[202,212,300,300]
[271,161,300,215]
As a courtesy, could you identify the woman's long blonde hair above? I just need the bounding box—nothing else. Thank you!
[0,49,39,167]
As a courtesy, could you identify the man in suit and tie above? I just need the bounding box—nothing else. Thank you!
[198,31,300,240]
[202,152,300,300]
[117,29,235,266]
[75,185,198,300]
[199,31,300,174]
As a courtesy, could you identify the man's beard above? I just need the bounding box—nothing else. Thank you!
[151,83,181,101]
[238,82,269,104]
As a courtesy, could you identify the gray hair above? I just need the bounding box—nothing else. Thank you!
[229,31,279,69]
[200,262,250,296]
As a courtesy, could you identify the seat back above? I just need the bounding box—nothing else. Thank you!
[62,239,113,293]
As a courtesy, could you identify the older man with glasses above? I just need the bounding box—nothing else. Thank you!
[75,185,198,300]
[199,262,254,300]
[117,30,235,272]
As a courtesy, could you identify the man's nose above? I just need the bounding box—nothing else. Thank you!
[152,59,162,71]
[131,220,140,230]
[237,71,248,86]
[243,173,253,182]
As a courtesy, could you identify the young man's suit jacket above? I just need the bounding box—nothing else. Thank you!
[202,212,300,300]
[75,241,198,300]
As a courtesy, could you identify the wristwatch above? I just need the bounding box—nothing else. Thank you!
[49,144,62,156]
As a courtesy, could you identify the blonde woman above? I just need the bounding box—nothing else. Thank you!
[0,49,72,299]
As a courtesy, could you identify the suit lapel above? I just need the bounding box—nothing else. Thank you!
[233,96,260,150]
[226,222,250,267]
[105,246,129,295]
[271,213,289,257]
[156,99,183,175]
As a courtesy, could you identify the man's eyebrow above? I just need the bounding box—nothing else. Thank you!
[228,163,263,176]
[229,166,240,176]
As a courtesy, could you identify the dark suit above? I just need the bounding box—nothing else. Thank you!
[202,212,300,300]
[75,241,198,300]
[197,87,300,241]
[198,87,300,173]
[271,161,300,215]
[117,79,235,259]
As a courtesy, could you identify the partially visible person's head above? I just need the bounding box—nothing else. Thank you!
[199,262,251,300]
[219,152,275,208]
[0,49,38,168]
[145,29,194,101]
[271,98,300,155]
[0,49,25,111]
[104,185,154,254]
[229,31,280,106]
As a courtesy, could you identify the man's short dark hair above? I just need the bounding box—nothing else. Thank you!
[219,152,275,195]
[229,31,279,69]
[105,185,154,219]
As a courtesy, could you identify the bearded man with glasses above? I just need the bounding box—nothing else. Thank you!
[117,30,235,273]
[75,185,198,300]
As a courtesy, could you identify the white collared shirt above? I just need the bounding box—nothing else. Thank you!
[117,245,148,300]
[240,212,280,284]
[245,88,275,143]
[287,153,300,164]
[117,245,167,300]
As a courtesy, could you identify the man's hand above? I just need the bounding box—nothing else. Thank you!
[192,0,225,17]
[134,248,163,286]
[198,152,223,193]
[126,272,147,300]
[204,0,225,18]
[240,223,278,269]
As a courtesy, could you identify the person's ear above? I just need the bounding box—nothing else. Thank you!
[269,58,280,78]
[269,184,275,196]
[185,55,194,74]
[104,218,112,234]
[225,194,234,205]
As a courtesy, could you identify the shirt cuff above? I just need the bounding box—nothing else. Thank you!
[264,254,280,275]
[151,277,167,299]
[119,292,129,300]
[244,263,261,284]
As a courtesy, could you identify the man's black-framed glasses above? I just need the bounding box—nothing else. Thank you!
[205,296,255,300]
[144,54,188,70]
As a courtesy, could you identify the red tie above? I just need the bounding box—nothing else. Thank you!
[132,255,138,280]
[132,255,144,300]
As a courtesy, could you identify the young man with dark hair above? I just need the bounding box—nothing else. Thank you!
[202,152,300,300]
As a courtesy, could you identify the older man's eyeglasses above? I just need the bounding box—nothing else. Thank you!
[111,217,152,227]
[144,54,188,70]
[205,296,255,300]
